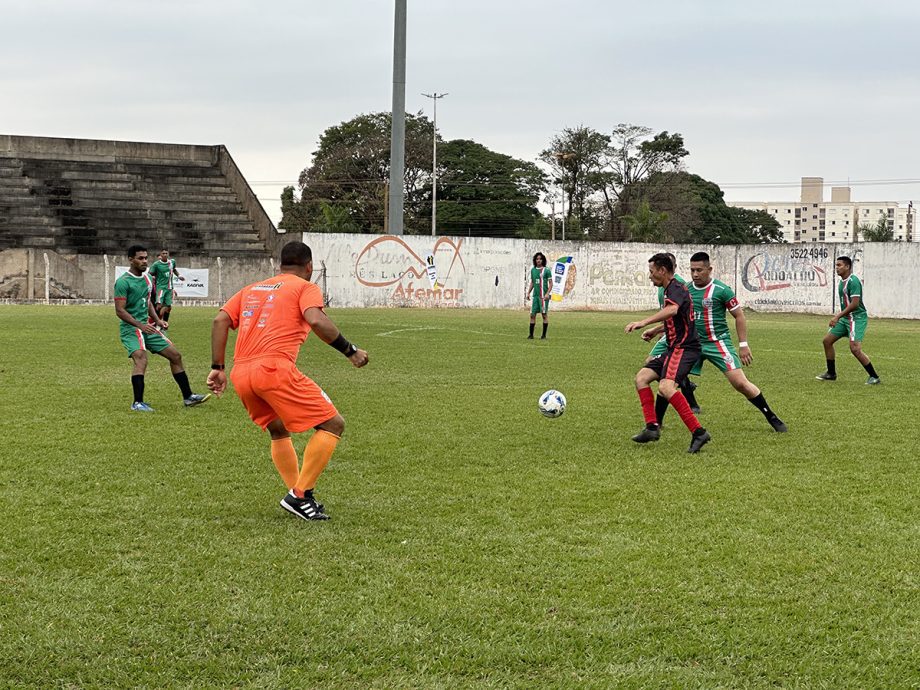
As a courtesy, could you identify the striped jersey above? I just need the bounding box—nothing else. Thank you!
[531,266,551,299]
[148,259,177,291]
[114,271,153,324]
[688,279,741,343]
[661,277,699,349]
[838,274,867,318]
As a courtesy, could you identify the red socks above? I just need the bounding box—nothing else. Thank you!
[638,387,657,425]
[669,391,702,433]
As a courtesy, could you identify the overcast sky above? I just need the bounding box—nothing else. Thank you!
[3,0,920,223]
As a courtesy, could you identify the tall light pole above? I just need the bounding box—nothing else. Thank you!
[387,0,407,235]
[422,92,447,235]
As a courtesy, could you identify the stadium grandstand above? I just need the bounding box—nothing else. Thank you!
[0,134,284,298]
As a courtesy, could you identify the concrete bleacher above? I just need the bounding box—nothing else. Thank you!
[0,135,282,257]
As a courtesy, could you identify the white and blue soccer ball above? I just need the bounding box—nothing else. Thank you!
[538,389,567,418]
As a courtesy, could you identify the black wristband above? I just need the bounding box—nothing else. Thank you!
[211,364,225,370]
[330,333,357,357]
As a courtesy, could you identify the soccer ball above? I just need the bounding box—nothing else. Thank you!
[538,389,567,418]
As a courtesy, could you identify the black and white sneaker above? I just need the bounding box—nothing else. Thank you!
[280,490,330,521]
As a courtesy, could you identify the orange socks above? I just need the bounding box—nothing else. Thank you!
[270,437,299,489]
[294,430,340,496]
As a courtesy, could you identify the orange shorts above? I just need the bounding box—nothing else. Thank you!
[230,357,338,433]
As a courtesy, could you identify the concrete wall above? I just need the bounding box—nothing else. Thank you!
[1,134,218,164]
[303,233,918,319]
[0,249,286,302]
[3,235,918,320]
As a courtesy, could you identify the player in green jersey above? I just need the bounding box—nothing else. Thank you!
[147,248,185,328]
[816,255,880,384]
[641,253,701,421]
[685,251,786,432]
[114,245,209,412]
[526,252,552,339]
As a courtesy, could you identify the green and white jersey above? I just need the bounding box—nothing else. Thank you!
[531,266,551,299]
[114,271,153,326]
[688,279,741,342]
[839,274,868,318]
[657,274,687,308]
[148,259,176,291]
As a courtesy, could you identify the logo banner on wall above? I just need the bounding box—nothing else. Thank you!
[551,256,573,301]
[174,269,209,297]
[114,267,209,298]
[425,254,439,289]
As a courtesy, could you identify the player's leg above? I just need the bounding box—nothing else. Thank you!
[632,364,662,442]
[646,339,671,425]
[266,418,300,489]
[121,327,153,411]
[848,322,880,383]
[129,349,151,411]
[154,340,209,406]
[540,301,549,339]
[262,363,340,520]
[724,368,787,432]
[659,348,710,453]
[818,323,846,380]
[231,364,298,488]
[680,359,702,413]
[528,300,538,338]
[160,290,173,328]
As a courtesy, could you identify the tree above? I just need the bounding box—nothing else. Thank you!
[278,186,312,232]
[619,172,784,244]
[620,199,669,242]
[539,126,610,233]
[602,125,689,239]
[860,214,894,241]
[281,111,434,233]
[436,139,545,237]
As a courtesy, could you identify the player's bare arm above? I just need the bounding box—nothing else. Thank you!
[730,306,753,365]
[625,303,678,334]
[207,310,233,395]
[304,307,369,368]
[641,325,665,341]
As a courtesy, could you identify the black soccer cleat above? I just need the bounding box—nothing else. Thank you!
[687,428,711,454]
[280,489,330,521]
[632,426,661,443]
[815,371,837,381]
[769,417,788,433]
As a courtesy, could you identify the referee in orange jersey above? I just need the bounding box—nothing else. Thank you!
[207,241,369,521]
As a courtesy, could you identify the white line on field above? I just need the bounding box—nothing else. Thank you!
[376,326,445,336]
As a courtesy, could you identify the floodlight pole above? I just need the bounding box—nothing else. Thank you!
[422,92,447,236]
[387,0,407,235]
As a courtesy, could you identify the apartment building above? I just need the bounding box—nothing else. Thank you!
[729,177,914,243]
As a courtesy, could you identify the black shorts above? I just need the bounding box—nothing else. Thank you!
[644,346,701,384]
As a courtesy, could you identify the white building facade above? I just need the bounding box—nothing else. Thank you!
[729,177,914,243]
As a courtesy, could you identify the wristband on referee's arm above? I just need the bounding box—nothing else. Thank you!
[330,333,358,357]
[738,341,749,348]
[211,363,225,370]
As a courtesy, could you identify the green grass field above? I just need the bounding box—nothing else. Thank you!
[1,305,918,688]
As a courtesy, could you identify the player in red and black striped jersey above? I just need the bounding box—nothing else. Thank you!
[625,253,711,453]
